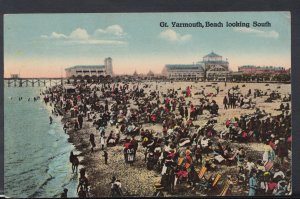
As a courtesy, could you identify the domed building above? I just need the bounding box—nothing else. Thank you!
[201,52,230,80]
[162,51,230,80]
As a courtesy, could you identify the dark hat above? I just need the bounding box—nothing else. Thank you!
[64,188,68,192]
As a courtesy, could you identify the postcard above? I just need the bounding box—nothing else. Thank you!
[3,12,291,197]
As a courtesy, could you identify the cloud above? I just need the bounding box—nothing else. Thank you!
[41,32,67,39]
[67,39,127,45]
[41,25,127,45]
[159,29,192,42]
[69,28,89,40]
[234,27,279,39]
[95,25,127,37]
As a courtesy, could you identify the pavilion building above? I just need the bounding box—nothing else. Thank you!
[201,52,230,81]
[162,51,230,80]
[162,63,205,80]
[65,57,113,78]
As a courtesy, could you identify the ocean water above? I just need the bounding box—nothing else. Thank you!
[4,86,78,198]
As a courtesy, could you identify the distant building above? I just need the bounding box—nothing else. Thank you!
[10,74,19,79]
[238,65,287,75]
[147,70,155,77]
[65,57,113,78]
[162,63,205,79]
[133,70,138,76]
[104,57,113,76]
[201,52,230,80]
[162,51,230,80]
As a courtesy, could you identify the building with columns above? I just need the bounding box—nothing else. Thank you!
[162,51,230,80]
[65,57,113,78]
[162,63,205,79]
[201,52,230,80]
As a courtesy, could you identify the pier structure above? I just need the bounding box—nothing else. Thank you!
[4,77,65,87]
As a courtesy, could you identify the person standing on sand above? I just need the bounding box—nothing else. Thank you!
[77,168,89,197]
[249,172,258,196]
[49,116,53,124]
[70,151,79,174]
[63,122,68,133]
[184,107,188,119]
[103,150,108,164]
[78,114,83,129]
[223,96,228,110]
[74,120,79,130]
[100,135,105,150]
[179,106,184,118]
[89,133,96,153]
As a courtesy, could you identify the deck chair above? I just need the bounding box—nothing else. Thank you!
[177,157,184,166]
[264,161,274,172]
[195,166,209,192]
[206,173,222,195]
[198,166,207,179]
[197,173,213,192]
[212,173,222,188]
[218,180,230,196]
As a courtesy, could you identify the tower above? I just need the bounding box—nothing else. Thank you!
[104,57,113,76]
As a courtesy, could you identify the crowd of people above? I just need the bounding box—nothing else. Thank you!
[42,79,291,197]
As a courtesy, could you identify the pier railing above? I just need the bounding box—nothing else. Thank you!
[4,77,65,87]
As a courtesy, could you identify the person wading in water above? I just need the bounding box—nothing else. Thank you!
[60,188,68,198]
[70,151,79,174]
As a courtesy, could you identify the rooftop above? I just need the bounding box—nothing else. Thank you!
[165,64,204,71]
[65,65,105,70]
[239,65,285,70]
[202,60,228,64]
[203,52,222,58]
[147,70,154,76]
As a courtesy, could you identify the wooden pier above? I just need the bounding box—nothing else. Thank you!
[4,77,65,87]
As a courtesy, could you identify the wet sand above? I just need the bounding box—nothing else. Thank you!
[63,81,291,197]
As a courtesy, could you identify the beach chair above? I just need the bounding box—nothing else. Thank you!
[177,157,184,166]
[195,166,209,190]
[206,173,222,195]
[212,173,222,188]
[264,161,274,172]
[218,180,231,196]
[198,166,207,179]
[195,169,211,192]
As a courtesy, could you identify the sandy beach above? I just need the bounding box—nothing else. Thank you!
[58,80,291,197]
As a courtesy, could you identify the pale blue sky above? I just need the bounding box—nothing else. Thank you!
[4,12,291,77]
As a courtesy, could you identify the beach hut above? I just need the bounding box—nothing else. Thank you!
[64,85,76,95]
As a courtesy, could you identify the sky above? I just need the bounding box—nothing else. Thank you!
[4,12,291,77]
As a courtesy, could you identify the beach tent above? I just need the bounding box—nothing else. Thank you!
[64,85,76,95]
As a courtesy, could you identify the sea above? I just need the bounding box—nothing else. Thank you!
[4,85,78,198]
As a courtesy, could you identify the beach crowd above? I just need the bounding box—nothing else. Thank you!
[42,79,291,197]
